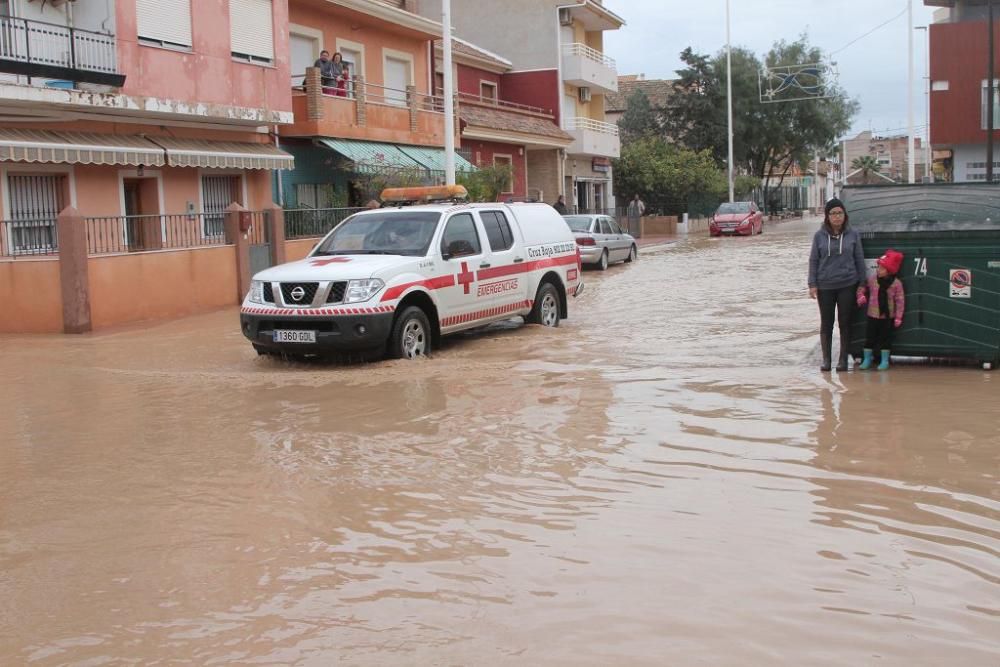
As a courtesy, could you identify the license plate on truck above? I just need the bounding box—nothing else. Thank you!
[273,330,317,343]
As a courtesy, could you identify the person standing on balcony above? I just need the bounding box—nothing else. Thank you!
[314,50,342,95]
[336,59,349,98]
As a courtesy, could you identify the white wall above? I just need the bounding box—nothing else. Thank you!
[953,144,997,182]
[417,0,559,71]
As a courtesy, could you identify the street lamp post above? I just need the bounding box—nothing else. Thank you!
[989,0,996,184]
[442,0,456,186]
[916,25,932,183]
[907,0,915,184]
[725,0,734,203]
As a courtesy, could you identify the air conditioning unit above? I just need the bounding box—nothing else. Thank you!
[559,7,573,26]
[578,86,592,103]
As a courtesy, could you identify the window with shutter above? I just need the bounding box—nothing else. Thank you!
[136,0,192,49]
[230,0,274,64]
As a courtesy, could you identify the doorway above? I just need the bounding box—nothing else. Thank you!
[123,177,161,251]
[576,180,589,212]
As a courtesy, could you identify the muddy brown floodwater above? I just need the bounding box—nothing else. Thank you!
[1,218,998,666]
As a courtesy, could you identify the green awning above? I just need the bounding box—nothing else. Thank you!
[316,138,475,174]
[397,145,476,172]
[317,138,423,173]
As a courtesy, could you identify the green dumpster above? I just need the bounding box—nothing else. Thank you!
[840,183,1000,368]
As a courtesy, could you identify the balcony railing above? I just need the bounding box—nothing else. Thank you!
[456,91,553,117]
[284,207,365,240]
[561,42,616,70]
[0,14,124,87]
[564,116,620,135]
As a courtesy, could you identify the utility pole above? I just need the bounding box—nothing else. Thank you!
[442,0,456,186]
[989,0,996,184]
[725,0,734,202]
[907,0,915,184]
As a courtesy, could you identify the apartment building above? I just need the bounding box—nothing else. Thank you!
[0,0,294,252]
[420,0,624,211]
[432,37,573,201]
[925,0,1000,181]
[843,130,928,184]
[278,0,481,208]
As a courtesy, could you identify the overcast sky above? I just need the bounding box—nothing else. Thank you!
[602,0,938,140]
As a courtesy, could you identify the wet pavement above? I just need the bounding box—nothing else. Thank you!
[1,217,998,665]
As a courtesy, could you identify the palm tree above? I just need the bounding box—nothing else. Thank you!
[851,155,882,185]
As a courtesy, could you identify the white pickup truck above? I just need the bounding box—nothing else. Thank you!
[240,188,583,359]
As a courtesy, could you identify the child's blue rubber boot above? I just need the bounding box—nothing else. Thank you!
[859,349,874,370]
[877,350,890,371]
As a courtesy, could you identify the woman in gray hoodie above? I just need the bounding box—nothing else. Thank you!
[808,198,866,372]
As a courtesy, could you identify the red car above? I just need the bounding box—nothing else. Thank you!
[709,201,763,236]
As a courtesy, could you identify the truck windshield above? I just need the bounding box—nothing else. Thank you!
[312,211,441,257]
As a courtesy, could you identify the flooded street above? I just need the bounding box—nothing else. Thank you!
[2,218,998,665]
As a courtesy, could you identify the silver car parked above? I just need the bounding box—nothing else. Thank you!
[564,214,638,270]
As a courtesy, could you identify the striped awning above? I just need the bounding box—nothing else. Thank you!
[317,138,476,174]
[0,128,166,166]
[155,137,294,170]
[318,138,424,173]
[397,144,476,172]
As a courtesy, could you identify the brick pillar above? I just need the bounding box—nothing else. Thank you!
[265,203,286,266]
[407,84,418,132]
[56,206,91,334]
[355,75,366,127]
[224,203,252,302]
[305,67,323,120]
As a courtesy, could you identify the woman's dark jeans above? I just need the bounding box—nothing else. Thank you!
[817,286,856,367]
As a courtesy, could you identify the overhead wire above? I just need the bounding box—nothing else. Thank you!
[829,3,908,56]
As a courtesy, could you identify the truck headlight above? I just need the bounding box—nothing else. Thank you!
[344,278,384,303]
[248,280,265,304]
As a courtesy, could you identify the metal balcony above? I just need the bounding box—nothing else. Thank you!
[0,14,125,87]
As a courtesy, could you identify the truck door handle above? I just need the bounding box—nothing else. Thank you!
[513,257,524,263]
[480,262,491,268]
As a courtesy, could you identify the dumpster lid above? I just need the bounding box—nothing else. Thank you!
[841,183,1000,232]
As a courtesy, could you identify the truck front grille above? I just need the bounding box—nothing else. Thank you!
[280,282,319,305]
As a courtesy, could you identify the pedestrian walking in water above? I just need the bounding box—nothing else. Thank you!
[856,249,905,370]
[808,197,866,372]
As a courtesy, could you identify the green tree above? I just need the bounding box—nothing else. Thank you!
[664,37,857,210]
[456,163,513,202]
[617,88,661,142]
[851,155,883,185]
[613,137,726,214]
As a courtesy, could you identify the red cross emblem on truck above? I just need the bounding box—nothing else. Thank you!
[457,261,475,294]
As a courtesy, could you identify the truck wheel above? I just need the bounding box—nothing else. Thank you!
[389,306,431,359]
[528,283,560,328]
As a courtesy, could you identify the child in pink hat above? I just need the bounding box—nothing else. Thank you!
[856,249,906,370]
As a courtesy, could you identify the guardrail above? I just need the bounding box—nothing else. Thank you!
[85,214,231,255]
[561,42,617,70]
[563,116,620,135]
[0,218,58,257]
[285,207,365,240]
[0,14,120,83]
[456,91,552,116]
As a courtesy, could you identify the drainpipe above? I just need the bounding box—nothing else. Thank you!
[273,124,284,206]
[556,1,586,198]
